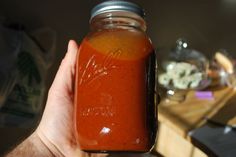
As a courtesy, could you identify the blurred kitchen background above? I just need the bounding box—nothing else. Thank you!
[1,0,236,156]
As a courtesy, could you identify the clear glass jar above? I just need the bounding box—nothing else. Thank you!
[74,1,157,153]
[158,39,210,102]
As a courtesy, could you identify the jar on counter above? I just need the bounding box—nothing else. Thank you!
[74,0,157,153]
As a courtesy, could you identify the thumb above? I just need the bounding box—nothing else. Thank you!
[49,40,78,97]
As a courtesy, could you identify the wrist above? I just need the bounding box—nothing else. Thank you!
[34,130,67,157]
[5,132,57,157]
[29,133,56,157]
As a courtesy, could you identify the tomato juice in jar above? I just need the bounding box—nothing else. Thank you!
[75,1,157,153]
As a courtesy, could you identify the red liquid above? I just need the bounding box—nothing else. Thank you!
[75,29,156,152]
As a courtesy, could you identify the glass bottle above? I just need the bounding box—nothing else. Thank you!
[74,0,157,153]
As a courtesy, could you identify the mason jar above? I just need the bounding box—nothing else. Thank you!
[74,0,157,153]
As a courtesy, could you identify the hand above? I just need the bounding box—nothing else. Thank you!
[35,40,107,157]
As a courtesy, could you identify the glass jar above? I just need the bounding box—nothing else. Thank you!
[74,1,157,153]
[158,39,210,102]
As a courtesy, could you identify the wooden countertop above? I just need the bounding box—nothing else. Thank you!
[158,87,236,138]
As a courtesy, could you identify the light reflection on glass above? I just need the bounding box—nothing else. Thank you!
[100,127,111,134]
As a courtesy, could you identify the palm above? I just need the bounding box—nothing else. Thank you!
[36,40,107,157]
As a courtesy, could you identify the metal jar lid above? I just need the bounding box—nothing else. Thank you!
[91,0,145,20]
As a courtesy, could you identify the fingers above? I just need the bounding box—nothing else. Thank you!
[49,40,79,95]
[80,152,109,157]
[91,154,109,157]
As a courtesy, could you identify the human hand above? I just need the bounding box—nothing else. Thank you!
[35,40,107,157]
